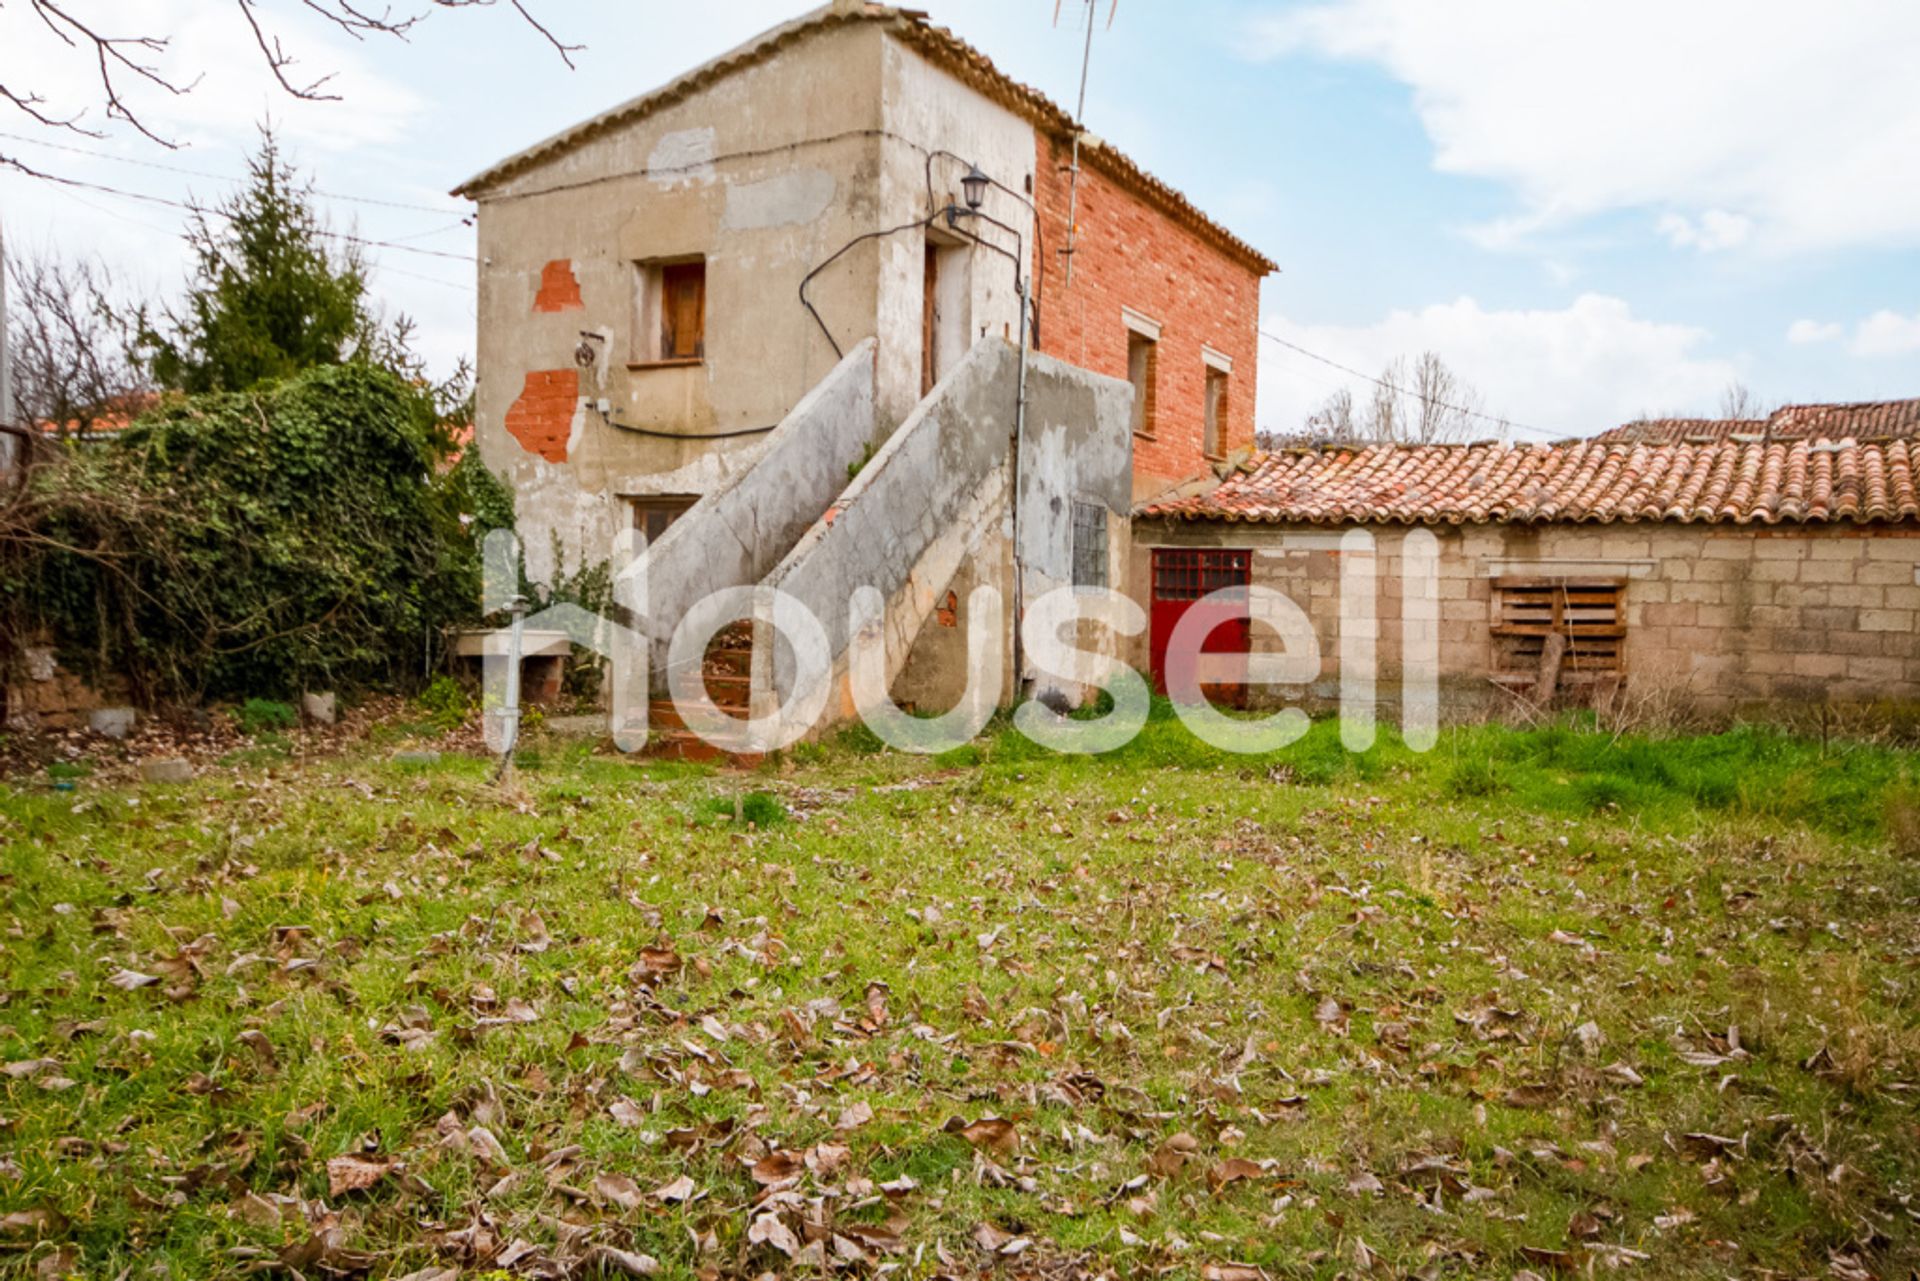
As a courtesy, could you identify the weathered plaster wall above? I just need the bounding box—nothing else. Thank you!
[1130,520,1920,717]
[471,21,892,584]
[470,21,1045,589]
[876,37,1035,431]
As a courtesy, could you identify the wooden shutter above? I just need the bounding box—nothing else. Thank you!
[1490,577,1626,687]
[660,262,706,360]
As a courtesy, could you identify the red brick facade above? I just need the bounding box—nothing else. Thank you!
[1033,135,1267,499]
[533,259,584,313]
[504,369,579,464]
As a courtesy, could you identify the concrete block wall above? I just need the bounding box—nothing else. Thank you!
[1130,520,1920,717]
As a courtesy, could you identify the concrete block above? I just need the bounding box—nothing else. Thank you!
[1752,539,1806,561]
[302,692,337,726]
[1797,561,1857,585]
[1801,607,1861,632]
[1847,656,1907,683]
[1827,584,1886,610]
[140,758,193,785]
[1807,539,1867,563]
[1861,609,1915,633]
[1792,653,1848,678]
[88,707,136,740]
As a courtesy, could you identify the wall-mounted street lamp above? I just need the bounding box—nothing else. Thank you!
[960,163,991,212]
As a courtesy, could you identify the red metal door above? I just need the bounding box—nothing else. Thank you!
[1150,548,1252,707]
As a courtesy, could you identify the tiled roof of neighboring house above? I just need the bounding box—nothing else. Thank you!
[1140,435,1920,527]
[1594,398,1920,445]
[452,3,1277,274]
[33,392,164,441]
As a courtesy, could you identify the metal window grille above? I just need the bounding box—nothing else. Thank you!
[1071,500,1108,590]
[1150,548,1251,601]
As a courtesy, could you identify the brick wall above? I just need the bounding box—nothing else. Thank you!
[1130,521,1920,716]
[1033,136,1264,501]
[503,369,580,465]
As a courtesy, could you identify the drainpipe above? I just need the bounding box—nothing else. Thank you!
[1010,272,1032,698]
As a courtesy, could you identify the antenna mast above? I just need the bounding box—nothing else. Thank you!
[1055,0,1113,289]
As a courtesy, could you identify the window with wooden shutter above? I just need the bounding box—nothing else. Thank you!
[660,261,705,360]
[1127,330,1157,437]
[630,258,706,366]
[1203,366,1229,458]
[1491,577,1626,692]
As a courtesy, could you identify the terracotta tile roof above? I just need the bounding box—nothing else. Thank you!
[1595,398,1920,445]
[1140,435,1920,527]
[452,4,1275,274]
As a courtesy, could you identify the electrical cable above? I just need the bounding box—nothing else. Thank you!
[0,129,470,215]
[1257,327,1569,443]
[593,404,775,440]
[2,166,475,263]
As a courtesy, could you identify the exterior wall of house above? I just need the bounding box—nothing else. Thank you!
[1130,520,1920,718]
[469,23,1039,587]
[1033,137,1264,504]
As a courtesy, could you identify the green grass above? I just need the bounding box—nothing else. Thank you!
[1,713,1917,1278]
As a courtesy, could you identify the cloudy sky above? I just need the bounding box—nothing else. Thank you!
[2,0,1915,439]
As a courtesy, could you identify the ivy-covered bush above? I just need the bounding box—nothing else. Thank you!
[4,364,498,703]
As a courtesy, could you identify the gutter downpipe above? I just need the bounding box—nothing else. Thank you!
[1011,271,1031,700]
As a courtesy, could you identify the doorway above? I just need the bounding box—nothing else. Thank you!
[921,234,971,397]
[1149,548,1253,708]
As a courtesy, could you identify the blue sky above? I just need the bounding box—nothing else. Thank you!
[3,0,1915,439]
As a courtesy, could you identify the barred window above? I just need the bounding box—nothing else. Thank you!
[1071,500,1108,590]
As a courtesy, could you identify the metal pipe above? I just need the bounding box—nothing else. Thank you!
[496,594,528,773]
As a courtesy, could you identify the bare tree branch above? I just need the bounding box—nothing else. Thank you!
[0,2,580,146]
[236,0,342,102]
[28,0,198,147]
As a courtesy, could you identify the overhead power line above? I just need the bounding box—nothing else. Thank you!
[1258,327,1569,443]
[9,166,474,266]
[0,129,470,217]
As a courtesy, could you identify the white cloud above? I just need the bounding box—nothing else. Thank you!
[1248,0,1920,255]
[1787,319,1844,345]
[1257,293,1740,438]
[1850,310,1920,357]
[1657,209,1753,253]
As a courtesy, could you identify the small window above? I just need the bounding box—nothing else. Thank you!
[1491,577,1626,692]
[630,259,706,365]
[1071,500,1108,591]
[629,494,699,544]
[1204,366,1229,458]
[1127,330,1158,437]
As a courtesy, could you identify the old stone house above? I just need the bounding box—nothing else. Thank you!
[455,1,1274,742]
[1136,401,1920,718]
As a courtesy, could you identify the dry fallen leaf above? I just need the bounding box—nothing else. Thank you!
[748,1212,801,1257]
[107,968,159,991]
[1147,1131,1200,1178]
[325,1154,395,1197]
[945,1115,1019,1156]
[1208,1158,1265,1193]
[652,1174,696,1204]
[578,1246,661,1277]
[592,1171,645,1212]
[751,1150,805,1186]
[836,1100,875,1130]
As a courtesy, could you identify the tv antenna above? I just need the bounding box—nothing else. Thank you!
[1053,0,1116,288]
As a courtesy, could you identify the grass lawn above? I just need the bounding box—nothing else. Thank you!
[3,710,1919,1278]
